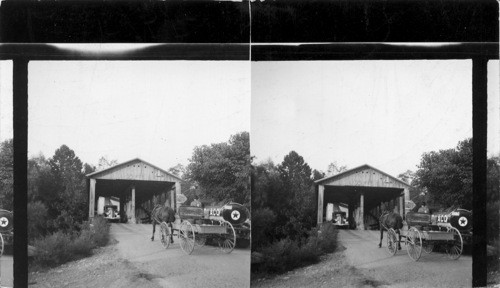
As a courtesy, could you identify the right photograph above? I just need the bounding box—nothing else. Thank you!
[250,59,497,287]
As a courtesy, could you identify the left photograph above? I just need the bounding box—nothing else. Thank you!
[27,59,251,287]
[0,60,14,288]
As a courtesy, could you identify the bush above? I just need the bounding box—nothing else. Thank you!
[91,216,110,247]
[317,222,338,253]
[31,216,110,269]
[253,223,338,275]
[28,201,48,240]
[32,231,73,267]
[251,208,277,249]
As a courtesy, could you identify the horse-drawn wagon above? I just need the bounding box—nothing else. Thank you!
[153,203,248,255]
[381,207,472,261]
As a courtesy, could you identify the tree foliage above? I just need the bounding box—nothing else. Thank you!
[252,151,317,248]
[397,169,426,204]
[326,161,348,177]
[186,132,250,207]
[96,156,118,172]
[487,156,500,244]
[0,139,13,210]
[28,145,94,237]
[414,138,472,210]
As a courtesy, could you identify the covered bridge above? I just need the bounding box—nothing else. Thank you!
[87,158,182,223]
[315,164,411,230]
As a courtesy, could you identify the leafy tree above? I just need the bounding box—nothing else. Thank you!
[487,156,500,244]
[168,163,186,179]
[96,156,118,171]
[252,159,283,210]
[275,151,316,240]
[397,169,426,204]
[312,169,325,181]
[414,138,472,210]
[35,145,88,231]
[0,139,13,210]
[28,153,52,202]
[186,132,250,207]
[326,161,348,177]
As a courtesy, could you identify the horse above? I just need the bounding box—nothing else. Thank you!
[378,211,403,250]
[150,204,176,243]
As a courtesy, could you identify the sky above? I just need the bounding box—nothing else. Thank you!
[25,61,250,170]
[251,60,500,177]
[0,61,13,142]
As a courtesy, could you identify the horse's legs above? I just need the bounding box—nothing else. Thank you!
[151,221,156,241]
[169,222,174,243]
[379,228,383,248]
[397,229,402,250]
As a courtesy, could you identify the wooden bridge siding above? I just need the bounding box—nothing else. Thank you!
[320,168,408,189]
[94,162,179,183]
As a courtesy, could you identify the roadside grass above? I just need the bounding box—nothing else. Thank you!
[30,216,110,270]
[487,239,500,286]
[252,222,338,276]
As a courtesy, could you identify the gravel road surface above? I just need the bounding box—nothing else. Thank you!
[0,255,13,287]
[113,223,250,288]
[29,223,250,288]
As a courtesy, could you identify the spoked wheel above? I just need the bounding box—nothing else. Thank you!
[422,240,434,254]
[445,227,463,260]
[406,227,422,261]
[386,228,398,256]
[160,222,171,249]
[179,221,196,255]
[0,233,4,257]
[218,221,236,254]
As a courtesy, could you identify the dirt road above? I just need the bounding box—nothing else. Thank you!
[1,255,13,287]
[113,223,250,287]
[340,229,471,287]
[29,223,250,288]
[254,229,471,288]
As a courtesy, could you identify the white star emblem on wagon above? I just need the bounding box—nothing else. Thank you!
[0,217,8,227]
[458,216,468,227]
[231,210,240,221]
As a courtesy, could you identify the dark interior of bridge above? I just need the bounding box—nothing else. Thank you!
[323,186,403,216]
[94,179,175,206]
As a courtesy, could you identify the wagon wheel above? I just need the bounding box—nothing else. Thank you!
[445,227,463,260]
[422,240,434,254]
[386,228,398,256]
[160,222,171,249]
[218,221,236,254]
[406,227,422,261]
[179,221,196,255]
[0,233,3,257]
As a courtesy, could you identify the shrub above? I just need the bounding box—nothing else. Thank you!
[251,208,277,249]
[317,222,338,253]
[70,229,94,256]
[32,231,73,267]
[31,216,110,269]
[91,216,110,247]
[28,201,48,240]
[252,222,338,275]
